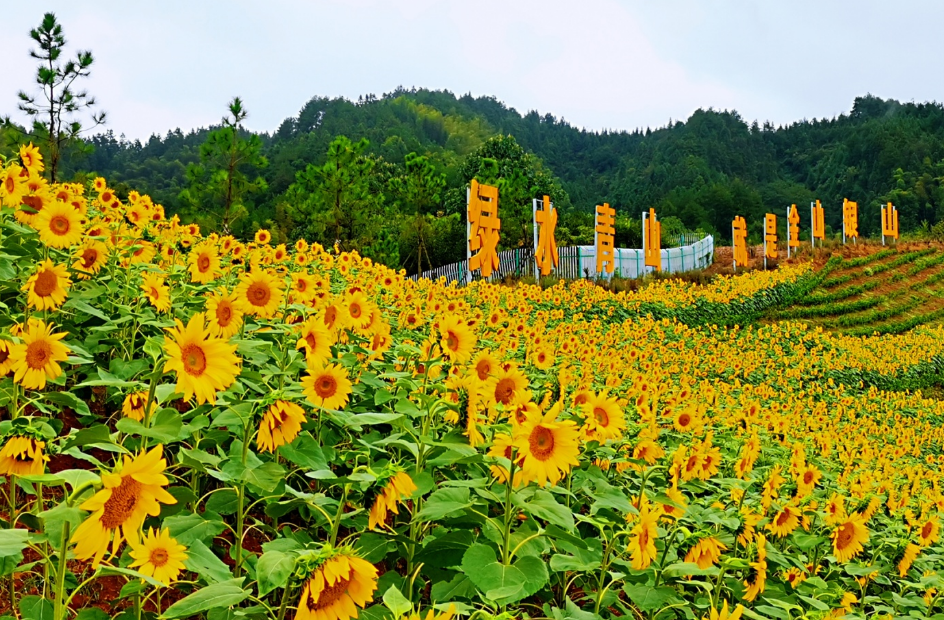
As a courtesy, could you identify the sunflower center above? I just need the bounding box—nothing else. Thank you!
[49,214,71,235]
[922,522,934,538]
[304,333,319,350]
[528,425,556,461]
[475,360,491,381]
[835,522,854,549]
[81,249,98,269]
[308,575,352,611]
[0,349,8,364]
[315,375,338,398]
[349,303,362,319]
[181,343,207,376]
[101,476,142,529]
[324,307,338,329]
[593,407,609,426]
[678,413,691,427]
[638,528,649,547]
[33,269,59,297]
[295,280,307,292]
[198,255,211,272]
[803,471,814,485]
[150,287,160,300]
[3,177,13,193]
[776,510,791,526]
[494,378,516,405]
[212,304,231,328]
[247,282,271,306]
[25,340,52,370]
[444,331,459,352]
[149,548,170,567]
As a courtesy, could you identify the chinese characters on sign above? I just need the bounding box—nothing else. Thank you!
[811,200,825,246]
[881,202,899,245]
[764,213,777,264]
[787,203,800,258]
[644,208,662,271]
[842,198,858,244]
[534,195,558,276]
[468,179,500,278]
[595,202,615,275]
[732,216,748,270]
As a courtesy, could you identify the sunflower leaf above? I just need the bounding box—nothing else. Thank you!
[161,578,249,619]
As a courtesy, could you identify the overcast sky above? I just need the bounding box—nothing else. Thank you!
[3,1,943,141]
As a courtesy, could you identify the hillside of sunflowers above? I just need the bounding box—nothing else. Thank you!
[2,146,944,620]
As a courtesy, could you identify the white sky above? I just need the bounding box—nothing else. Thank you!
[3,0,943,141]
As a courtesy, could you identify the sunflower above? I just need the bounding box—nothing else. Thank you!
[796,464,821,497]
[917,517,940,547]
[627,500,659,570]
[71,445,177,567]
[163,313,241,405]
[782,567,806,589]
[684,536,726,569]
[0,435,48,476]
[0,340,13,377]
[673,407,700,433]
[122,391,154,422]
[257,400,307,453]
[302,362,353,410]
[486,366,529,407]
[768,504,800,538]
[470,350,498,381]
[93,177,107,193]
[513,402,581,487]
[0,164,27,208]
[438,315,476,364]
[531,346,555,370]
[831,514,869,562]
[188,243,220,284]
[368,469,417,530]
[343,291,374,331]
[296,316,332,364]
[10,319,70,390]
[235,269,284,318]
[581,393,625,442]
[19,143,43,175]
[743,534,767,602]
[703,602,743,620]
[205,288,244,339]
[899,543,920,578]
[487,433,524,486]
[72,240,109,279]
[254,229,272,245]
[824,493,846,525]
[294,548,378,620]
[403,604,456,620]
[128,527,189,585]
[141,273,171,313]
[290,272,318,303]
[35,200,84,248]
[22,259,71,311]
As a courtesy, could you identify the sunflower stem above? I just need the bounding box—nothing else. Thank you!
[140,364,162,453]
[329,485,349,548]
[276,583,293,620]
[501,450,518,566]
[53,521,70,620]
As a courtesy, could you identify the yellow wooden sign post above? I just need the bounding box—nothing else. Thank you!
[732,215,748,271]
[594,202,615,275]
[467,179,500,279]
[533,195,558,277]
[764,213,777,269]
[881,202,899,246]
[787,204,800,258]
[643,207,662,272]
[842,198,858,245]
[811,199,825,247]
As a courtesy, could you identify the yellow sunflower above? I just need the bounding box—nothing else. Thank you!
[141,272,171,313]
[487,433,524,486]
[163,312,241,405]
[899,543,920,578]
[128,527,188,585]
[530,346,555,370]
[767,504,801,538]
[832,514,869,562]
[257,400,307,453]
[35,200,84,248]
[10,319,70,390]
[703,601,744,620]
[486,366,529,407]
[581,393,625,442]
[254,229,272,245]
[368,470,417,530]
[19,143,43,175]
[742,534,767,602]
[22,259,71,311]
[342,291,374,332]
[72,240,109,279]
[290,272,318,303]
[188,243,221,284]
[0,340,13,376]
[302,362,353,410]
[403,605,456,620]
[438,315,476,364]
[296,316,332,364]
[122,391,154,422]
[205,288,244,339]
[470,350,499,381]
[627,500,659,570]
[294,549,378,620]
[0,164,27,208]
[71,445,177,567]
[917,517,940,547]
[235,269,284,318]
[513,402,581,487]
[0,435,48,476]
[684,536,726,569]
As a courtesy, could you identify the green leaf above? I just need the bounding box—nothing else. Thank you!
[415,487,471,521]
[623,584,682,612]
[116,408,182,443]
[205,489,239,515]
[382,585,412,618]
[19,596,52,620]
[523,490,574,530]
[99,565,165,588]
[164,511,227,545]
[161,579,249,619]
[256,550,296,596]
[75,609,109,620]
[0,529,29,557]
[62,425,113,450]
[184,539,233,584]
[355,533,393,563]
[39,503,83,548]
[430,574,475,602]
[460,543,544,604]
[279,433,330,474]
[241,461,285,493]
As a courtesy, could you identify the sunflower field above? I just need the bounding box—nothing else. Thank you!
[1,146,944,620]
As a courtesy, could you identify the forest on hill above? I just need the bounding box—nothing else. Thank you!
[6,88,944,273]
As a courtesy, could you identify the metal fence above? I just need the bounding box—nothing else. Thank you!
[410,235,714,284]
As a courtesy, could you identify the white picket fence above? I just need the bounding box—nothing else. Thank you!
[410,235,714,284]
